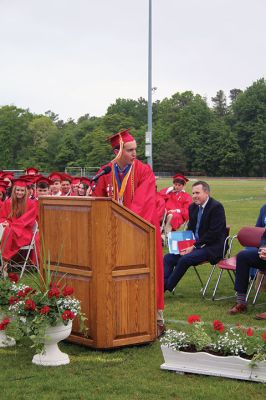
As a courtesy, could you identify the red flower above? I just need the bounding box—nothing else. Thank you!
[61,310,75,321]
[17,290,26,298]
[39,305,51,314]
[24,287,34,295]
[246,327,253,337]
[24,299,36,311]
[48,286,61,298]
[213,320,225,332]
[0,318,10,330]
[63,286,74,296]
[187,315,201,324]
[8,272,19,283]
[262,332,266,342]
[9,296,17,305]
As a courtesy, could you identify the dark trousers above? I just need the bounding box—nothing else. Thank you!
[234,248,266,293]
[164,248,209,291]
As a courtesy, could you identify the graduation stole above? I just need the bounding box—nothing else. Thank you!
[112,162,135,204]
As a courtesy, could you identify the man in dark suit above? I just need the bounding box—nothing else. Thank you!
[164,181,227,292]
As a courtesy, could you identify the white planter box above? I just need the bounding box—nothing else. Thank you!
[161,345,266,383]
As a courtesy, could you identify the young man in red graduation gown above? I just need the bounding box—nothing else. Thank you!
[160,173,192,234]
[93,129,165,336]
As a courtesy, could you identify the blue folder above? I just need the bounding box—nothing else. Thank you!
[168,230,195,255]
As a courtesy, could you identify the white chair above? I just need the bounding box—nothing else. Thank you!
[9,221,39,278]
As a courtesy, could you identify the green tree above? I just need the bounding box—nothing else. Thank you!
[231,78,266,176]
[211,90,227,117]
[0,105,33,169]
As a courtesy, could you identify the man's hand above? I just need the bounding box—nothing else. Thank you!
[258,247,266,261]
[180,245,194,256]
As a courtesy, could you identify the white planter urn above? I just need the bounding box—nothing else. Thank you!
[0,314,16,348]
[32,321,72,366]
[161,345,266,383]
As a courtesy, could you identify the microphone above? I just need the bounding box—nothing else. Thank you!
[91,166,111,181]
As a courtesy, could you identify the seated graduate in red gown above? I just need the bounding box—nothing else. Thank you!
[0,181,8,211]
[48,172,62,197]
[60,173,75,196]
[0,177,38,268]
[160,173,192,235]
[93,128,165,336]
[78,177,93,197]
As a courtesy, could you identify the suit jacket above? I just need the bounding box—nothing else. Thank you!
[260,228,266,246]
[188,197,227,263]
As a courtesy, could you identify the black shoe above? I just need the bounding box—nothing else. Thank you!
[157,323,166,338]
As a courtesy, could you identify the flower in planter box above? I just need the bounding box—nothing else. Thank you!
[160,314,266,363]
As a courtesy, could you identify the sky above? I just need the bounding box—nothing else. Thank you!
[1,0,265,121]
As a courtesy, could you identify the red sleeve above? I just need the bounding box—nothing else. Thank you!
[0,200,10,222]
[129,163,157,223]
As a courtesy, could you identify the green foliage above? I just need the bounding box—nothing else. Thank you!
[0,78,266,176]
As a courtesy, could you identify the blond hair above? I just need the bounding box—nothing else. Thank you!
[9,185,28,218]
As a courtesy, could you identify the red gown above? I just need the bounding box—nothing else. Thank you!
[156,192,166,222]
[94,159,164,310]
[0,198,38,261]
[159,188,192,230]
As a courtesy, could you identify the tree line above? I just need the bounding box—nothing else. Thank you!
[0,78,265,176]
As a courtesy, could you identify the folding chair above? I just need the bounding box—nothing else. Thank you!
[193,226,231,297]
[211,226,265,301]
[246,269,266,305]
[9,221,39,278]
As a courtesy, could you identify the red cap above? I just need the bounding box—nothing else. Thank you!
[106,129,135,149]
[60,173,72,183]
[173,173,189,183]
[71,177,81,185]
[80,177,91,186]
[36,176,53,186]
[25,167,39,175]
[12,178,29,188]
[1,172,14,180]
[16,174,37,186]
[48,172,62,182]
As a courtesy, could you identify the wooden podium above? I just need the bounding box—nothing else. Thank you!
[38,197,157,348]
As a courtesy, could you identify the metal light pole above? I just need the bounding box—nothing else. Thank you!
[146,0,153,169]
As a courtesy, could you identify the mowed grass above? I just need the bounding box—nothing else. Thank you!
[1,178,266,400]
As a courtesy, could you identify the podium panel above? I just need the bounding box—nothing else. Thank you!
[39,197,156,348]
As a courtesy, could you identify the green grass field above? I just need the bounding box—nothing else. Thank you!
[1,178,266,399]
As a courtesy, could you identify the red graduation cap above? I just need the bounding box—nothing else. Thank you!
[172,173,189,184]
[80,177,91,186]
[106,128,135,149]
[25,167,39,175]
[60,173,72,183]
[16,174,37,186]
[35,176,53,186]
[48,172,62,182]
[71,177,81,185]
[12,178,29,188]
[1,172,14,180]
